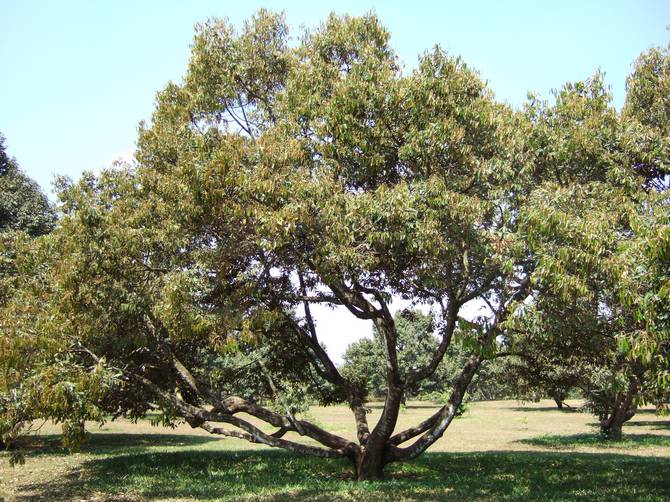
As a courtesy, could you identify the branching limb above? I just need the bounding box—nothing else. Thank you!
[257,358,305,435]
[406,303,458,386]
[73,342,356,457]
[388,410,442,446]
[389,353,481,462]
[217,396,355,451]
[202,412,349,458]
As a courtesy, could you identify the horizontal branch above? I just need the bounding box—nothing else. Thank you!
[203,413,348,459]
[218,396,355,452]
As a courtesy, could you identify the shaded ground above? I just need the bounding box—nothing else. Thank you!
[13,450,670,502]
[2,400,669,501]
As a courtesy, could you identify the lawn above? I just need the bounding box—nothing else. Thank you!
[1,400,669,501]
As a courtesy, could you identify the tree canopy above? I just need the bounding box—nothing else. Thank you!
[1,12,668,480]
[0,133,55,237]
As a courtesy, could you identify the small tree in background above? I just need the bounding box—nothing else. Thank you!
[342,309,508,403]
[0,133,55,237]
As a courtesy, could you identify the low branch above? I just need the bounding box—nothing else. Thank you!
[218,396,355,451]
[388,409,442,446]
[204,412,348,459]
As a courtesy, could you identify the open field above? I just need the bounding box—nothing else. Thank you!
[2,399,670,501]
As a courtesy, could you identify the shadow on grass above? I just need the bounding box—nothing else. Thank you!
[634,408,662,415]
[13,432,220,457]
[628,420,670,430]
[15,448,670,501]
[511,406,578,413]
[521,433,670,449]
[367,402,441,410]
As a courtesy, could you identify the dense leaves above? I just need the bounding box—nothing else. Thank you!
[0,133,55,237]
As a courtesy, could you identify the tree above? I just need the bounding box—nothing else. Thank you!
[342,309,506,402]
[1,133,55,306]
[505,192,669,438]
[1,11,664,479]
[0,133,55,237]
[502,45,670,438]
[623,43,670,191]
[0,133,56,449]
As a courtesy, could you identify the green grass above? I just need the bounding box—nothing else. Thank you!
[10,448,670,501]
[522,433,670,449]
[2,400,670,501]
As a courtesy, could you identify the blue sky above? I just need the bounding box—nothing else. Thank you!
[2,1,669,360]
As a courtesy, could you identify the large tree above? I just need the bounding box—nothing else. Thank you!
[507,43,670,439]
[501,44,670,438]
[1,12,665,479]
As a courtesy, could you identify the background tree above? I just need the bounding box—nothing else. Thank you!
[502,45,670,438]
[0,133,57,451]
[622,43,670,191]
[343,310,438,401]
[342,309,507,403]
[0,133,55,237]
[1,133,55,306]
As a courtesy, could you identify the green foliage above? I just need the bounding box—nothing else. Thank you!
[342,309,509,401]
[0,133,55,237]
[622,44,670,191]
[500,47,670,430]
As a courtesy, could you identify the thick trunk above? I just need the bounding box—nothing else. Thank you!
[354,444,387,480]
[601,405,635,439]
[602,420,623,440]
[550,389,566,409]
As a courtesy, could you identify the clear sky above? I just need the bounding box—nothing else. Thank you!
[2,0,669,362]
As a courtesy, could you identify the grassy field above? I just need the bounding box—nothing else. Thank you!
[1,399,670,501]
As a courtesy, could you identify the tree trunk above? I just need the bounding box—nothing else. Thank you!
[600,373,639,440]
[550,389,566,409]
[602,420,623,440]
[354,445,387,481]
[601,405,635,439]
